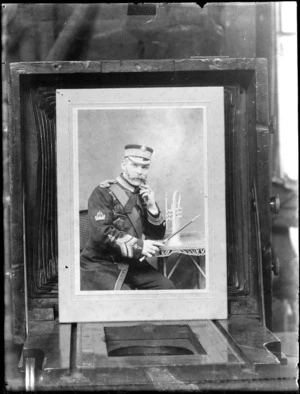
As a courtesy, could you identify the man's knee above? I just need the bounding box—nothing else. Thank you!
[157,275,176,290]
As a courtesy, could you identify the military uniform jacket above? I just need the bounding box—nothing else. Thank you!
[80,174,166,269]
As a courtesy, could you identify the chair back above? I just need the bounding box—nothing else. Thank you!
[80,210,89,252]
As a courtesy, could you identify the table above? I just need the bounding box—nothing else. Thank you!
[157,232,206,289]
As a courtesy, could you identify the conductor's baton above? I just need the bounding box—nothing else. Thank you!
[139,214,201,262]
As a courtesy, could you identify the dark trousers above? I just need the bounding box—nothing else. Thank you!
[81,259,175,290]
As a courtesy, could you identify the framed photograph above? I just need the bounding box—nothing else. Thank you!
[57,86,226,322]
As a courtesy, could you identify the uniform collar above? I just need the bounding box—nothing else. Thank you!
[117,174,138,193]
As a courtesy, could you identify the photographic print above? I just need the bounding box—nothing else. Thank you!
[56,87,226,322]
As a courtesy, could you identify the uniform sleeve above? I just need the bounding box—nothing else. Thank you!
[144,203,166,240]
[88,186,144,259]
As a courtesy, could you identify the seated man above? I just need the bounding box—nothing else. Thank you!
[80,144,175,290]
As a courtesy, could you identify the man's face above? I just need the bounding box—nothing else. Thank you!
[121,157,150,186]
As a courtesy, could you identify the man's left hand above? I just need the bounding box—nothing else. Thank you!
[139,184,158,214]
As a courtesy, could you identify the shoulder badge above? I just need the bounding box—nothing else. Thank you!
[95,210,106,221]
[99,179,117,188]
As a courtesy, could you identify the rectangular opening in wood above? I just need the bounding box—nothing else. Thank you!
[104,324,207,357]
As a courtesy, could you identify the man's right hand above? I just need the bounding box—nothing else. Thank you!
[142,240,164,258]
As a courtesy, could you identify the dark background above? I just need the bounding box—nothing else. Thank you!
[3,3,298,390]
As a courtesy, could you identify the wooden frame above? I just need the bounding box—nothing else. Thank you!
[7,58,271,340]
[56,86,227,322]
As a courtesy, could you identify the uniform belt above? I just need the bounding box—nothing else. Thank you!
[114,263,129,290]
